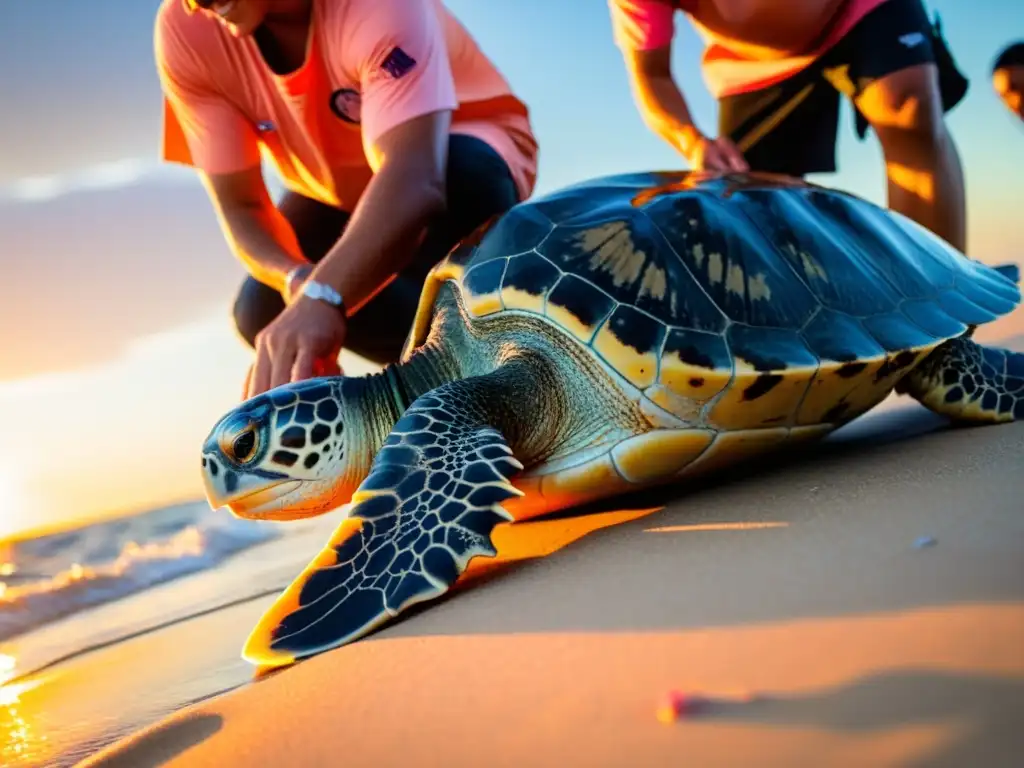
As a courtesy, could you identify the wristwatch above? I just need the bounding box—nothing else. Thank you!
[301,279,347,317]
[285,265,313,302]
[285,265,347,316]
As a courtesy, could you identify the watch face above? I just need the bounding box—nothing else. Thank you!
[304,281,342,306]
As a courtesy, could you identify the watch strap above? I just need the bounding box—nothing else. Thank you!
[285,265,314,302]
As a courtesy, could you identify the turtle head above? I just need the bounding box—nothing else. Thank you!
[201,378,355,520]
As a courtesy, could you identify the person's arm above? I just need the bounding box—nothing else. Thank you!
[200,168,310,299]
[608,0,747,171]
[302,0,455,316]
[622,45,703,158]
[155,9,306,299]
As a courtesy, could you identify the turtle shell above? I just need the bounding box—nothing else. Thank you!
[407,171,1020,430]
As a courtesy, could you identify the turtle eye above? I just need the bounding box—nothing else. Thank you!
[232,428,258,463]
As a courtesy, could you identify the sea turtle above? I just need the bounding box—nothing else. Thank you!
[200,171,1023,668]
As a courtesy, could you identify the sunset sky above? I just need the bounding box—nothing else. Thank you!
[1,0,1022,539]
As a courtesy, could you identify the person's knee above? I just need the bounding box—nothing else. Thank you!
[232,294,263,349]
[232,279,282,349]
[445,136,519,217]
[860,64,948,150]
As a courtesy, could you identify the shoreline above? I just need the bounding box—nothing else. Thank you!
[10,392,1017,767]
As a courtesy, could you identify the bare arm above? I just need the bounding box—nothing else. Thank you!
[622,45,748,171]
[304,110,450,315]
[200,167,310,296]
[241,111,449,397]
[623,44,703,157]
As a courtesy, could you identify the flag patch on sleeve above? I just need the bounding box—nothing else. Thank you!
[380,46,417,79]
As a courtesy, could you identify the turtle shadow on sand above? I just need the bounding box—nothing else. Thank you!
[333,397,1023,645]
[684,668,1024,768]
[446,398,950,587]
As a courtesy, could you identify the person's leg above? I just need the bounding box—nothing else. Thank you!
[342,133,520,364]
[857,65,966,250]
[718,68,842,177]
[231,192,350,348]
[831,0,966,251]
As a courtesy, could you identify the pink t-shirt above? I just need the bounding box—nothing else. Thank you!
[155,0,538,210]
[609,0,889,98]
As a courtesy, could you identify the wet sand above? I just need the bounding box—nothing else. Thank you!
[58,384,1024,768]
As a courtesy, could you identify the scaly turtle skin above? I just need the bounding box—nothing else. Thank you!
[200,171,1024,668]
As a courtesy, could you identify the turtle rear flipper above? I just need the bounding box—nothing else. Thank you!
[242,361,547,668]
[898,337,1024,423]
[993,262,1021,285]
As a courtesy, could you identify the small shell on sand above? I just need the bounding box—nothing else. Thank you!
[656,688,764,723]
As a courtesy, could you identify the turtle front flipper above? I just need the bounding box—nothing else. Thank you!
[898,336,1024,423]
[242,366,539,668]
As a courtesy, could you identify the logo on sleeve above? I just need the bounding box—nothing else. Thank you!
[380,46,417,79]
[898,32,926,48]
[329,88,362,124]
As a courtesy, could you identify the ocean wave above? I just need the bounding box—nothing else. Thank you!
[0,503,279,642]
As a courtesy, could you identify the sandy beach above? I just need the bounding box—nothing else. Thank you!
[4,374,1010,767]
[3,0,1023,764]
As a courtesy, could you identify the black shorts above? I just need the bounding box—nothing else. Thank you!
[718,0,968,176]
[232,133,520,365]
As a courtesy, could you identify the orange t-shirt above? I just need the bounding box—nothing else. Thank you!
[155,0,538,211]
[609,0,889,98]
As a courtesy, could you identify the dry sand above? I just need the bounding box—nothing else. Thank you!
[69,389,1024,768]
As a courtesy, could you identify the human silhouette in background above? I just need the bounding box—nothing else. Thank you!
[607,0,970,253]
[992,42,1024,123]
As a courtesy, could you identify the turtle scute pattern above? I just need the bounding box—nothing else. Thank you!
[899,336,1024,422]
[254,385,524,657]
[261,380,345,473]
[202,378,345,512]
[443,172,1019,431]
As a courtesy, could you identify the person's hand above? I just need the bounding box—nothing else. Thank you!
[243,298,346,400]
[241,355,342,401]
[685,133,750,173]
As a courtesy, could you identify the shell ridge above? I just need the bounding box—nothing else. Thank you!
[653,317,670,387]
[725,189,825,305]
[893,295,967,341]
[797,304,824,333]
[727,197,773,327]
[789,372,817,428]
[535,248,559,316]
[764,189,924,318]
[697,327,737,426]
[953,269,1020,309]
[805,191,919,302]
[829,196,955,301]
[635,206,727,327]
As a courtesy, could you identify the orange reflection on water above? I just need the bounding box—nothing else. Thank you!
[0,675,46,766]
